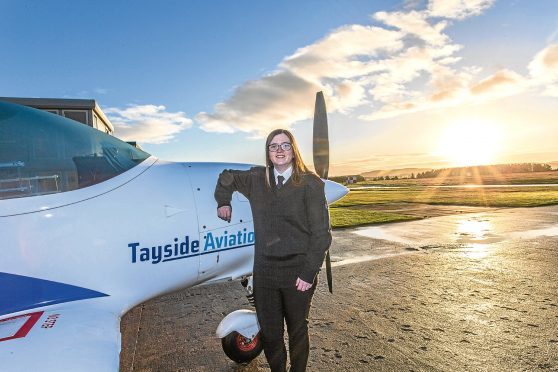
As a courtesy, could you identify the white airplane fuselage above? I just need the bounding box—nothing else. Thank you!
[1,158,257,318]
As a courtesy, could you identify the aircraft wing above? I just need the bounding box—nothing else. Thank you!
[0,300,121,372]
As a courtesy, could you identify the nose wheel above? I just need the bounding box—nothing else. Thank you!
[221,331,263,363]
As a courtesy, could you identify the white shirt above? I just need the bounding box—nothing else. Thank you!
[273,165,292,185]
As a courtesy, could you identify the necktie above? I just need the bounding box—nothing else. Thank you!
[277,175,284,189]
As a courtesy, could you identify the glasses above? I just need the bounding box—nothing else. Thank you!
[268,142,292,152]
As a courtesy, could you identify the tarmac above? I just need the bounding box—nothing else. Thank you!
[120,205,558,371]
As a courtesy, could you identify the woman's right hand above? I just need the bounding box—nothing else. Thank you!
[217,205,232,222]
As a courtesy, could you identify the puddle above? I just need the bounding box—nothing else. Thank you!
[331,252,415,267]
[351,206,558,259]
[454,218,504,244]
[353,226,413,245]
[511,226,558,239]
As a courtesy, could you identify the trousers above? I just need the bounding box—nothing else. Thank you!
[254,283,316,372]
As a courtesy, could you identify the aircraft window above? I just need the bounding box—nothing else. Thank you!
[0,101,150,200]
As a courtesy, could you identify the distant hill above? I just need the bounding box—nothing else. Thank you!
[361,162,558,179]
[361,168,432,179]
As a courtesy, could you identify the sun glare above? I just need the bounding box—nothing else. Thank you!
[435,119,503,167]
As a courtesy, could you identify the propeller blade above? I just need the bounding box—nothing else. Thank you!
[313,91,333,293]
[325,251,333,294]
[313,91,329,179]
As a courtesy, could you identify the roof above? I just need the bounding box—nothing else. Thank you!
[0,97,114,132]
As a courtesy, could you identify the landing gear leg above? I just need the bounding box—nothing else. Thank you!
[240,275,255,307]
[216,276,262,363]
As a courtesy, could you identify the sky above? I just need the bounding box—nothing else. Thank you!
[1,0,557,175]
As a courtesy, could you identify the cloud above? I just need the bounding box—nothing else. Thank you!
[280,25,404,82]
[427,0,495,20]
[428,65,473,102]
[470,69,527,97]
[105,104,192,144]
[197,0,543,134]
[366,44,464,105]
[360,65,531,121]
[197,24,405,135]
[374,10,449,46]
[403,0,423,10]
[196,71,320,137]
[528,43,558,96]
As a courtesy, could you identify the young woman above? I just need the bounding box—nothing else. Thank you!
[214,129,332,372]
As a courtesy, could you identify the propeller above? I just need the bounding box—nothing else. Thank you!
[312,91,333,294]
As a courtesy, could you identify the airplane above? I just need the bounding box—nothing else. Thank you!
[0,92,348,371]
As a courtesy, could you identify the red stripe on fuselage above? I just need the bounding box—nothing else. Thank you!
[0,311,44,342]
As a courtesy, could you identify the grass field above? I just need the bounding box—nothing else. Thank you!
[334,186,558,208]
[354,171,558,187]
[330,172,558,228]
[329,208,419,228]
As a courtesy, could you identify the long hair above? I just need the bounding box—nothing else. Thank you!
[265,129,311,188]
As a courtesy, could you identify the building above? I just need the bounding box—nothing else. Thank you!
[0,97,114,135]
[346,176,358,184]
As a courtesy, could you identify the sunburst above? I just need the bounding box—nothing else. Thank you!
[434,119,503,167]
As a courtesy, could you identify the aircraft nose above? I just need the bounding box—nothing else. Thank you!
[323,180,349,204]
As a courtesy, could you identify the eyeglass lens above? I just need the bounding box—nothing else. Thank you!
[269,142,292,151]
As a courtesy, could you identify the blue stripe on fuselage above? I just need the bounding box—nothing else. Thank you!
[0,272,108,316]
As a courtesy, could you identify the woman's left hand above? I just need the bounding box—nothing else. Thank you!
[295,277,313,292]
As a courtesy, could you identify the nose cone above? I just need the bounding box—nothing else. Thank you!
[323,180,349,204]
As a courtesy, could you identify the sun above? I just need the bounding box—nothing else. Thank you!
[434,119,503,167]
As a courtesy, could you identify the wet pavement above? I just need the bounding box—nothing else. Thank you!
[353,205,558,247]
[120,205,558,371]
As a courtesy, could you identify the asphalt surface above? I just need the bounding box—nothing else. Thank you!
[120,205,558,371]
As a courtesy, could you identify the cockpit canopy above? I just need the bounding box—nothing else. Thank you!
[0,101,150,200]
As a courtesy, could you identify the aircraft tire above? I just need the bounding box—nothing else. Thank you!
[221,331,263,363]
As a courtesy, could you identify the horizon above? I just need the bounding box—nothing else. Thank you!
[359,160,558,177]
[2,1,557,176]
